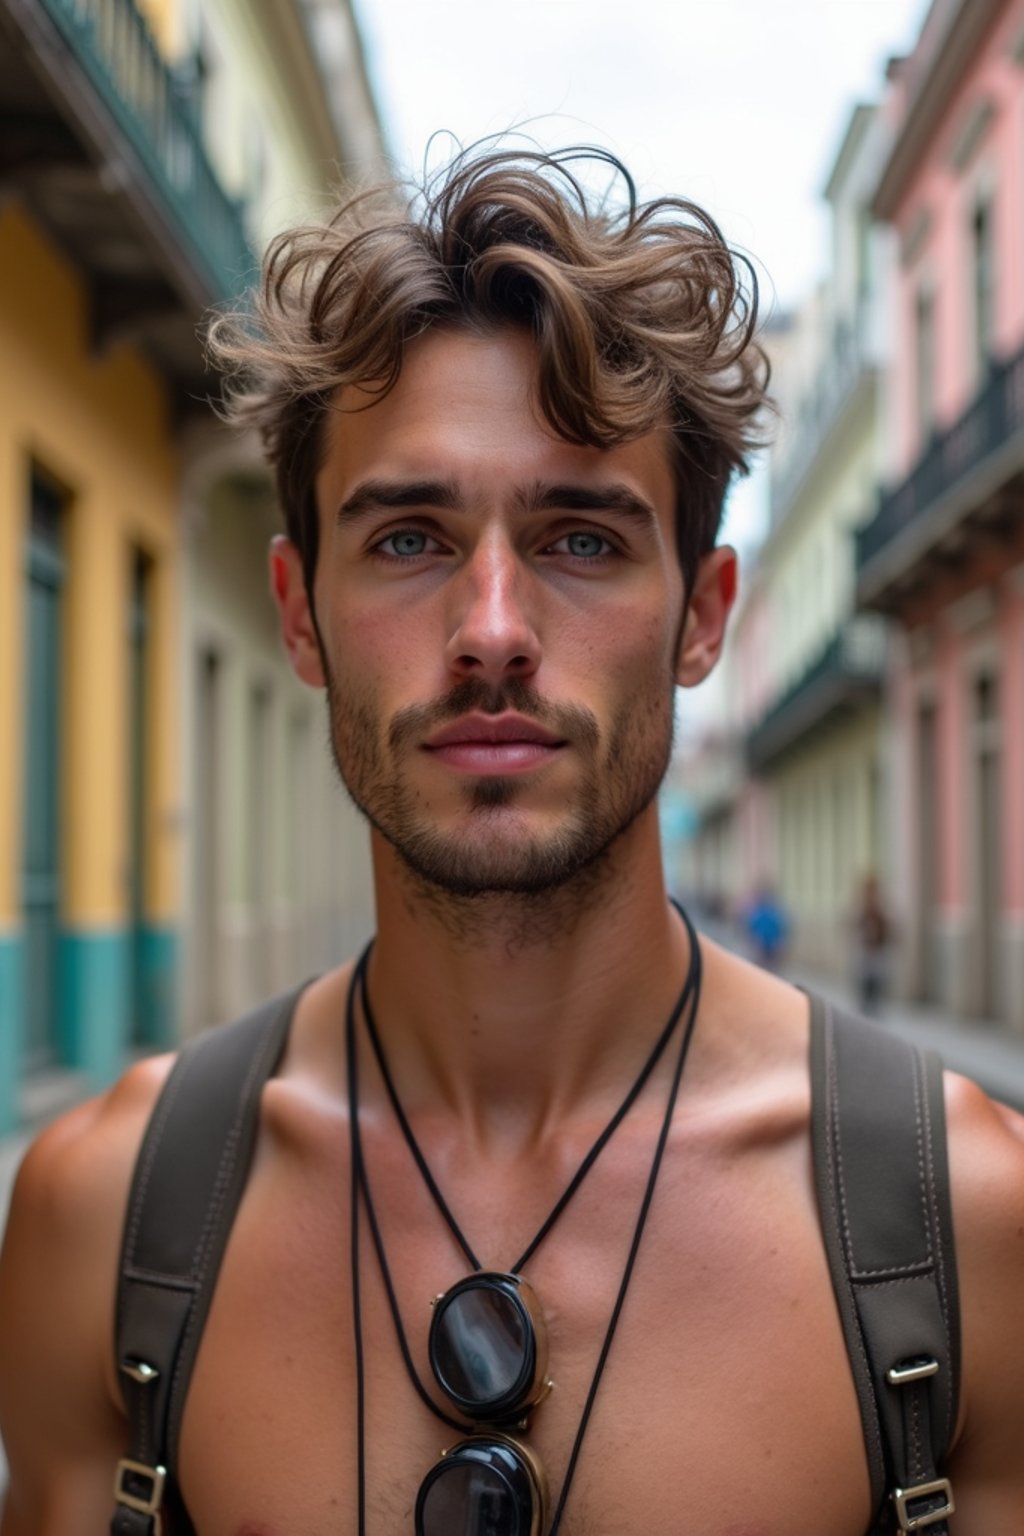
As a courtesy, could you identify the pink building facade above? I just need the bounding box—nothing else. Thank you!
[860,0,1024,1027]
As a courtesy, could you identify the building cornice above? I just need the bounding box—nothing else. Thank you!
[872,0,1004,220]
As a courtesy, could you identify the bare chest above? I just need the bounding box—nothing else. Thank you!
[175,1127,874,1536]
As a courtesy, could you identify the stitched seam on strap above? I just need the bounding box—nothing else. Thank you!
[917,1051,953,1453]
[829,1036,858,1274]
[853,1274,935,1292]
[121,1267,200,1292]
[124,1058,191,1266]
[133,1384,146,1462]
[848,1259,935,1281]
[191,1017,282,1281]
[825,1012,885,1477]
[910,1049,934,1265]
[910,1387,923,1482]
[166,1007,286,1441]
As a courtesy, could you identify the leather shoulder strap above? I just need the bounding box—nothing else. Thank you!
[809,995,961,1535]
[111,986,304,1535]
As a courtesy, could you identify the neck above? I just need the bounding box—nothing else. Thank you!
[364,812,692,1146]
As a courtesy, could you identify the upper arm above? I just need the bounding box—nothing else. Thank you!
[0,1058,173,1536]
[942,1075,1024,1530]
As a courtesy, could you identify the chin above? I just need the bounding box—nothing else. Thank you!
[384,809,620,898]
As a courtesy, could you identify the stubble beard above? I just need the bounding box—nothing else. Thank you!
[321,664,677,915]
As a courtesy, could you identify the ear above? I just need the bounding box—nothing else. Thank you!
[269,534,326,688]
[675,544,738,688]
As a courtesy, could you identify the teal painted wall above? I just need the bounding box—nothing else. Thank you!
[58,928,129,1088]
[0,933,24,1133]
[136,924,178,1048]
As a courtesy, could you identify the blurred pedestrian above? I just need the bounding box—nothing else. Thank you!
[744,880,790,972]
[853,872,891,1016]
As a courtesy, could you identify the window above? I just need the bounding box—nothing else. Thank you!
[915,288,936,443]
[971,199,995,375]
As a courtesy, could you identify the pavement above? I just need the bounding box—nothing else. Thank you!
[1,940,1022,1497]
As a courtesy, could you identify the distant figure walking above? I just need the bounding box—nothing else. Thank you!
[744,882,790,973]
[853,873,891,1016]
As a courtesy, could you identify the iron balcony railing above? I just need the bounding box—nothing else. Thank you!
[745,616,886,773]
[37,0,254,301]
[770,307,877,530]
[857,336,1024,571]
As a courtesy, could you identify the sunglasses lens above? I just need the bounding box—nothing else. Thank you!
[416,1439,537,1536]
[431,1275,534,1418]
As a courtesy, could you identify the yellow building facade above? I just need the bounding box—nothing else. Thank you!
[0,0,384,1129]
[0,205,180,1127]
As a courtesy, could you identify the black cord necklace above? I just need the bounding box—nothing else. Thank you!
[353,902,700,1436]
[347,903,704,1536]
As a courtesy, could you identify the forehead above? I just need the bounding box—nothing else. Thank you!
[315,327,677,514]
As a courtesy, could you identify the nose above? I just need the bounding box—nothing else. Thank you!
[444,532,541,684]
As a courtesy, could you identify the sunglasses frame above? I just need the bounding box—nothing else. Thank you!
[428,1270,551,1423]
[415,1430,549,1536]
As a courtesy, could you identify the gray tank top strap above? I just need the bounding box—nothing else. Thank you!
[111,984,306,1536]
[809,993,960,1536]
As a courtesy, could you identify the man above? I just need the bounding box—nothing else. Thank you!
[1,146,1022,1535]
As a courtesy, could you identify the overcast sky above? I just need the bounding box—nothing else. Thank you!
[352,0,931,549]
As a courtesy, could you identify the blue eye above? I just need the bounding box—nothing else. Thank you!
[379,529,434,557]
[557,531,612,558]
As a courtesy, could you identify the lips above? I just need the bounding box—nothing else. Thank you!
[424,713,565,750]
[423,713,566,775]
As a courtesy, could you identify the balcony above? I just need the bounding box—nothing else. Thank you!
[0,0,255,401]
[857,337,1024,611]
[745,616,885,774]
[770,308,878,531]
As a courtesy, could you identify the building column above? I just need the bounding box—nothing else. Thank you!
[1000,572,1024,1033]
[887,632,918,1001]
[137,544,180,1046]
[60,489,129,1088]
[0,434,25,1131]
[935,623,970,1016]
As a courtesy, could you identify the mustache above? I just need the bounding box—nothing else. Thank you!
[388,677,600,754]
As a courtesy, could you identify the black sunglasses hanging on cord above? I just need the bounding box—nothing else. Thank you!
[346,900,703,1536]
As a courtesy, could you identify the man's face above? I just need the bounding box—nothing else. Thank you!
[282,327,713,897]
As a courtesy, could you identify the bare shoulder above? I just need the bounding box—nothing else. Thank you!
[943,1070,1024,1350]
[694,933,811,1088]
[941,1072,1024,1524]
[0,1052,175,1535]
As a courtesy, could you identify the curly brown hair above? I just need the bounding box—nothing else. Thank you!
[208,145,770,597]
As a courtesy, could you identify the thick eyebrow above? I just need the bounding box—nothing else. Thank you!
[336,479,460,522]
[518,481,657,523]
[335,477,657,525]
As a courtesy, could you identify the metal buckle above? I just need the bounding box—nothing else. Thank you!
[892,1477,955,1531]
[114,1457,166,1528]
[887,1356,939,1386]
[120,1358,160,1386]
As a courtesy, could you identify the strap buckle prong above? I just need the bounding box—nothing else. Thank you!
[886,1355,939,1386]
[114,1457,166,1530]
[120,1357,160,1386]
[892,1477,955,1531]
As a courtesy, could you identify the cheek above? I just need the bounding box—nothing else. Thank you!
[570,600,678,688]
[321,597,429,693]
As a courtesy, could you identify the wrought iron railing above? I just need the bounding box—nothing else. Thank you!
[857,337,1024,570]
[38,0,255,300]
[770,306,877,528]
[745,616,885,771]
